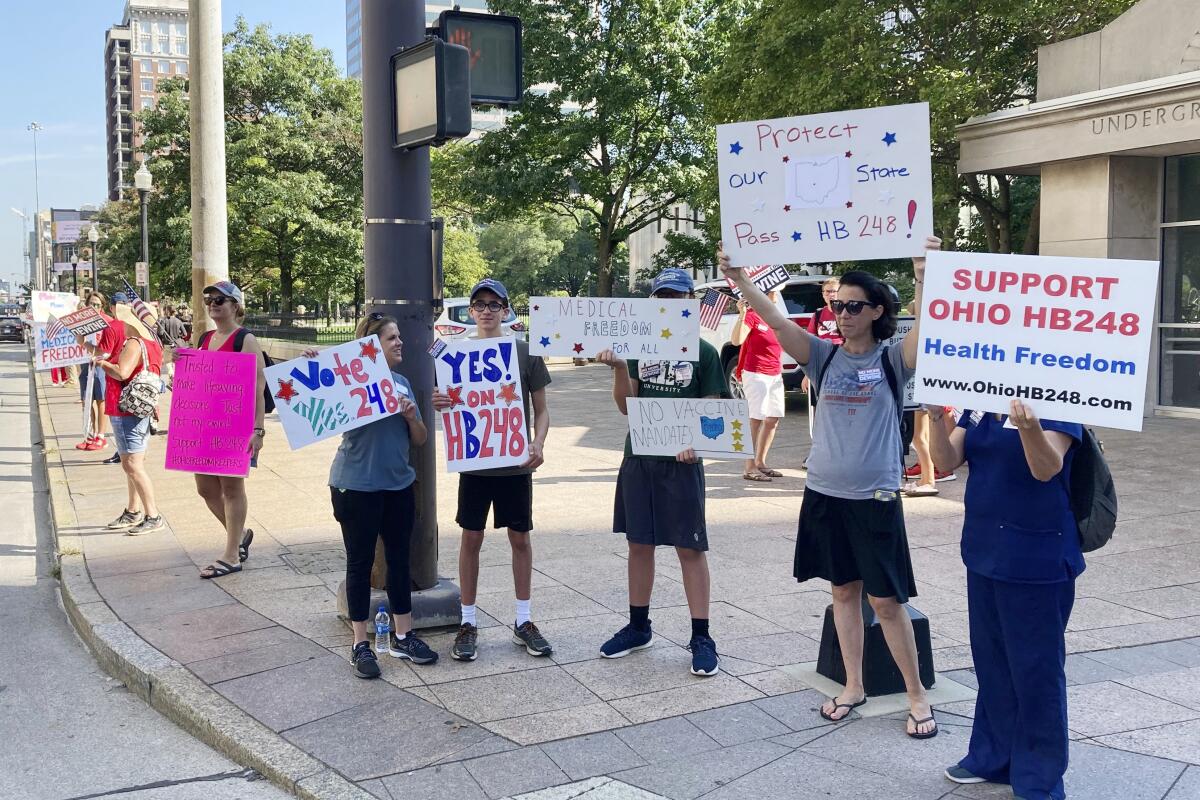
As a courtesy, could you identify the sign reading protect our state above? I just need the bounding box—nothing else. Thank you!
[716,102,933,266]
[913,251,1157,431]
[529,297,700,360]
[627,397,755,460]
[165,349,257,477]
[433,337,528,472]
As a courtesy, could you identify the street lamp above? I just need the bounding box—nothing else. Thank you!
[27,123,43,290]
[87,224,100,294]
[70,254,79,295]
[134,162,152,301]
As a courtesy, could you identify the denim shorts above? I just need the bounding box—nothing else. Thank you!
[78,364,106,402]
[110,414,151,455]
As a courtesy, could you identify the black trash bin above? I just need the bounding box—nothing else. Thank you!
[816,598,936,696]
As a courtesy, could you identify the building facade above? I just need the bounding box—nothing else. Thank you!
[958,0,1200,418]
[105,0,190,201]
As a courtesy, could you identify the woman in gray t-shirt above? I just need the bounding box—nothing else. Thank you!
[721,237,940,740]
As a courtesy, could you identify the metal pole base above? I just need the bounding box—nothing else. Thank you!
[336,577,462,631]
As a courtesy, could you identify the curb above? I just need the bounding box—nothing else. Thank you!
[32,366,373,800]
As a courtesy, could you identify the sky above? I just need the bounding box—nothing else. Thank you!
[0,0,348,291]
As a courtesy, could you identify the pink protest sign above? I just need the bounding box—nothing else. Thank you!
[165,348,257,477]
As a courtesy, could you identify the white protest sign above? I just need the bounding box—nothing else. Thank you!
[627,397,755,460]
[716,102,933,267]
[886,316,917,410]
[433,337,528,472]
[57,307,109,339]
[34,322,90,370]
[31,291,78,323]
[529,297,700,360]
[913,251,1157,431]
[725,264,792,298]
[265,336,403,449]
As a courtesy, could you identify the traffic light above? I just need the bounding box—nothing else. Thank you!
[390,38,472,150]
[438,10,523,105]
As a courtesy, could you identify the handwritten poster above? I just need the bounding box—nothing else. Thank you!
[913,251,1157,431]
[434,337,528,472]
[57,307,109,339]
[725,264,792,298]
[31,291,78,323]
[627,397,755,460]
[265,336,402,449]
[34,323,90,370]
[529,297,701,360]
[165,349,257,477]
[716,102,933,266]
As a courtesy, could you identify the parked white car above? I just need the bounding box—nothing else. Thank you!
[434,297,528,341]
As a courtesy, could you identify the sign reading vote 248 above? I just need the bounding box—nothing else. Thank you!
[266,336,402,449]
[434,338,527,472]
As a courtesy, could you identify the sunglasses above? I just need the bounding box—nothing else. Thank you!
[471,301,507,312]
[203,295,230,306]
[830,300,878,315]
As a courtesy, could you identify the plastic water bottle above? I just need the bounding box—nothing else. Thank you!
[374,605,390,653]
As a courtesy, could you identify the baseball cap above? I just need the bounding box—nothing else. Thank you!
[203,280,244,304]
[469,278,509,303]
[111,292,130,304]
[650,268,693,296]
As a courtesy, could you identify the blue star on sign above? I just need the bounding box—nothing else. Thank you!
[539,336,551,347]
[791,231,803,242]
[681,308,691,318]
[882,132,897,146]
[729,141,743,155]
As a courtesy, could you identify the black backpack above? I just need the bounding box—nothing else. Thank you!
[1069,428,1118,552]
[199,328,276,414]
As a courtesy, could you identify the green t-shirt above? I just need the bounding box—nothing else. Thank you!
[623,339,727,460]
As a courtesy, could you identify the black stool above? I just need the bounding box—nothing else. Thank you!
[816,598,936,696]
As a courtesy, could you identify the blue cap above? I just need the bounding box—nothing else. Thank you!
[469,278,509,303]
[650,268,693,296]
[203,280,245,305]
[111,292,130,304]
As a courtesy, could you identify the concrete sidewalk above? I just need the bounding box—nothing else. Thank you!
[34,360,1200,800]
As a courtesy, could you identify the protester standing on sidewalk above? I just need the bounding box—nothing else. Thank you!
[927,402,1082,799]
[76,292,112,452]
[96,312,165,535]
[192,282,266,580]
[721,238,941,738]
[317,313,437,679]
[801,278,843,470]
[732,295,785,483]
[156,302,188,387]
[432,279,554,663]
[597,267,726,677]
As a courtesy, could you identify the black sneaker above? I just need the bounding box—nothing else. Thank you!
[452,623,478,661]
[106,509,142,529]
[944,766,986,784]
[102,452,121,465]
[389,631,439,664]
[126,515,165,536]
[351,641,380,679]
[512,621,553,656]
[688,634,720,677]
[600,623,654,658]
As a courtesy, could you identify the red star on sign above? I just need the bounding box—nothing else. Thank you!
[274,379,299,405]
[359,338,380,362]
[681,346,688,353]
[446,385,464,408]
[572,342,584,354]
[845,151,853,158]
[782,155,790,163]
[845,201,854,208]
[498,382,518,406]
[783,205,791,212]
[533,304,540,311]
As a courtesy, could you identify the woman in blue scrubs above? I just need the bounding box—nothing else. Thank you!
[927,400,1083,800]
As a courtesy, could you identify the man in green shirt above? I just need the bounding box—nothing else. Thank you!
[597,268,726,676]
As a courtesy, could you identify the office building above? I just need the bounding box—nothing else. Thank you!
[105,0,190,201]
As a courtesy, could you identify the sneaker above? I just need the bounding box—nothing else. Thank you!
[452,622,478,661]
[944,766,985,784]
[106,509,142,529]
[389,631,439,664]
[902,482,939,497]
[84,437,107,451]
[351,641,381,679]
[934,470,957,483]
[600,624,654,658]
[513,621,553,656]
[904,463,922,478]
[688,634,720,676]
[74,438,93,450]
[102,452,121,465]
[126,515,165,536]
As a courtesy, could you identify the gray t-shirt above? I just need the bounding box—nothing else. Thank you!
[328,372,421,492]
[803,338,910,500]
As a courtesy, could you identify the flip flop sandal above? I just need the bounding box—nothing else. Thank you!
[200,560,243,580]
[907,712,939,739]
[819,697,866,721]
[743,472,772,482]
[758,468,783,478]
[238,529,254,563]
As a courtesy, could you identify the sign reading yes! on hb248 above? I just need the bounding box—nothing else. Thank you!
[528,296,701,360]
[716,102,933,267]
[433,337,528,472]
[265,336,404,449]
[913,251,1158,431]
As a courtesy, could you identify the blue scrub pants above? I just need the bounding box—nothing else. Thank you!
[959,570,1075,800]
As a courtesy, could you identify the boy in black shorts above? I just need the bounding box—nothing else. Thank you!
[597,268,726,676]
[432,279,553,662]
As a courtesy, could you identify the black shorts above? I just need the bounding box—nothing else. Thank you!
[794,487,918,602]
[613,458,708,551]
[456,472,534,533]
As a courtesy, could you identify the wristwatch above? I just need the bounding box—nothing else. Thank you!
[253,427,266,437]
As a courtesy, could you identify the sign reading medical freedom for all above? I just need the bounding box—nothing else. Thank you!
[529,296,700,360]
[716,102,933,267]
[913,251,1157,431]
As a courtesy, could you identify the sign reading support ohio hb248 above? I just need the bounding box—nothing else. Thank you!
[433,337,527,472]
[913,251,1158,431]
[529,296,700,360]
[716,102,933,266]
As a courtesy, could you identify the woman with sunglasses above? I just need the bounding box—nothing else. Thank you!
[193,281,266,579]
[720,236,941,739]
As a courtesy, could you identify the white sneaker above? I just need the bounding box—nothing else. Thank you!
[902,482,939,497]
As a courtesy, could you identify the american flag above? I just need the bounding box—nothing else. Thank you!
[44,315,65,341]
[699,288,731,330]
[122,277,156,326]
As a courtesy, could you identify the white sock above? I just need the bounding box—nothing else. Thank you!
[461,604,477,627]
[515,598,532,627]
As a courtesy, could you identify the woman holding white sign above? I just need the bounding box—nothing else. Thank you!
[720,237,940,739]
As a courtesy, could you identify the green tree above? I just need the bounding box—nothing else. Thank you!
[441,223,489,297]
[478,218,563,301]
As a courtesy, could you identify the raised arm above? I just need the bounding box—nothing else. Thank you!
[596,349,636,415]
[718,247,814,366]
[1009,401,1074,482]
[730,300,749,347]
[902,235,942,370]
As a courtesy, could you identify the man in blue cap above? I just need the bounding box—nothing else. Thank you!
[596,267,726,676]
[433,278,555,662]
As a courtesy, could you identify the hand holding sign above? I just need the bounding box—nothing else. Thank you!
[433,338,528,472]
